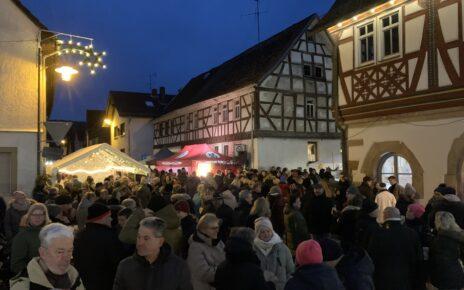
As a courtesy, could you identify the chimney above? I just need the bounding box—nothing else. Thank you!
[151,88,158,98]
[159,87,166,98]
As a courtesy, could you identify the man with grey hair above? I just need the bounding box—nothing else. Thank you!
[113,217,192,290]
[10,223,84,289]
[235,190,253,226]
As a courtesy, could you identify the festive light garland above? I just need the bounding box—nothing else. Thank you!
[55,39,107,76]
[59,165,138,175]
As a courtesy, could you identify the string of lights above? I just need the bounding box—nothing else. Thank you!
[55,39,107,75]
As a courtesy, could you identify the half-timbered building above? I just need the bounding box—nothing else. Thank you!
[154,15,342,170]
[319,0,464,199]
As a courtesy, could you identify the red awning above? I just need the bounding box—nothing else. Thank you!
[155,144,235,167]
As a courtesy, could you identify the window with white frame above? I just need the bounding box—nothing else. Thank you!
[381,12,400,58]
[306,99,315,119]
[235,101,241,119]
[358,22,375,64]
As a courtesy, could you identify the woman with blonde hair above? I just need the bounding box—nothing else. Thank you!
[10,203,51,274]
[187,213,225,290]
[247,197,271,229]
[429,211,464,290]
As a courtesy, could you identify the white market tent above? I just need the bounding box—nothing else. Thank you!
[48,143,150,182]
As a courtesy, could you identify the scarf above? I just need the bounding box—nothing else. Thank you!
[254,233,282,256]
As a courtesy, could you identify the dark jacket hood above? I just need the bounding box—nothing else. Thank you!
[337,248,374,276]
[154,204,180,229]
[294,264,340,287]
[224,237,260,265]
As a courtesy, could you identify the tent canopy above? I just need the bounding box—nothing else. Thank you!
[156,144,235,167]
[48,143,150,181]
[146,148,175,165]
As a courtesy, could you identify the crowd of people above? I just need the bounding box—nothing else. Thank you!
[0,166,463,290]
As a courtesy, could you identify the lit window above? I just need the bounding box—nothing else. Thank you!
[145,101,154,107]
[120,123,126,136]
[358,22,375,63]
[378,154,412,186]
[235,101,241,119]
[306,99,315,119]
[307,142,317,162]
[381,12,400,57]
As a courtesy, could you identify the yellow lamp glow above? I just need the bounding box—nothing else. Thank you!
[55,66,78,82]
[103,118,112,126]
[197,162,212,177]
[60,139,66,145]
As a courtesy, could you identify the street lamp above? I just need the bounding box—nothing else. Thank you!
[55,66,78,82]
[37,30,107,176]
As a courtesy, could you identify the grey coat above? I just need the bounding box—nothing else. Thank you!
[187,231,226,290]
[254,242,295,290]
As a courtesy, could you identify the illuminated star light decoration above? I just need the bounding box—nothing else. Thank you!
[55,39,107,76]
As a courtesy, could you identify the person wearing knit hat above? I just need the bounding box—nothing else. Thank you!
[406,203,425,220]
[74,203,125,290]
[317,237,343,267]
[286,239,344,290]
[253,217,294,290]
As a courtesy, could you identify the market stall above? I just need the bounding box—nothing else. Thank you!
[155,144,240,176]
[47,143,150,182]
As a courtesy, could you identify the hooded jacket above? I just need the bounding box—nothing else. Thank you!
[429,229,464,289]
[10,226,42,274]
[214,237,274,290]
[187,231,225,290]
[10,257,84,290]
[336,248,375,290]
[284,264,345,290]
[119,204,182,254]
[113,244,192,290]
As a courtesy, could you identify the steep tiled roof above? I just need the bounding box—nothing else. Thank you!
[166,14,318,112]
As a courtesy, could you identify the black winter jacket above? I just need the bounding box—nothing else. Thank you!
[336,248,374,290]
[74,222,125,290]
[284,264,345,290]
[113,244,192,290]
[214,237,274,290]
[429,230,464,289]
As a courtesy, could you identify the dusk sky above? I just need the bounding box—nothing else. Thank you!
[23,0,334,121]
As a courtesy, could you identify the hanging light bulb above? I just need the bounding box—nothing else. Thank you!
[102,51,107,56]
[78,61,84,66]
[90,69,96,75]
[102,65,107,69]
[77,42,81,46]
[68,39,73,44]
[55,66,78,82]
[87,62,92,67]
[98,57,102,62]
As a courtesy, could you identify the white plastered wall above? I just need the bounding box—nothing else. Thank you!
[348,113,464,203]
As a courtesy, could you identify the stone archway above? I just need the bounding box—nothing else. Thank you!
[360,141,424,197]
[445,132,464,197]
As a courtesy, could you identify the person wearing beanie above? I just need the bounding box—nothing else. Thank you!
[253,217,294,290]
[268,186,286,238]
[214,227,274,290]
[428,186,464,230]
[284,192,309,254]
[367,207,422,290]
[175,200,197,259]
[285,239,344,290]
[374,183,396,224]
[357,199,381,250]
[74,203,125,290]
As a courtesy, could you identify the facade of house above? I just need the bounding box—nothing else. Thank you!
[0,0,53,194]
[153,15,342,170]
[86,110,110,146]
[319,0,464,199]
[104,90,174,161]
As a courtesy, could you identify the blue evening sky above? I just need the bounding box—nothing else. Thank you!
[22,0,334,121]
